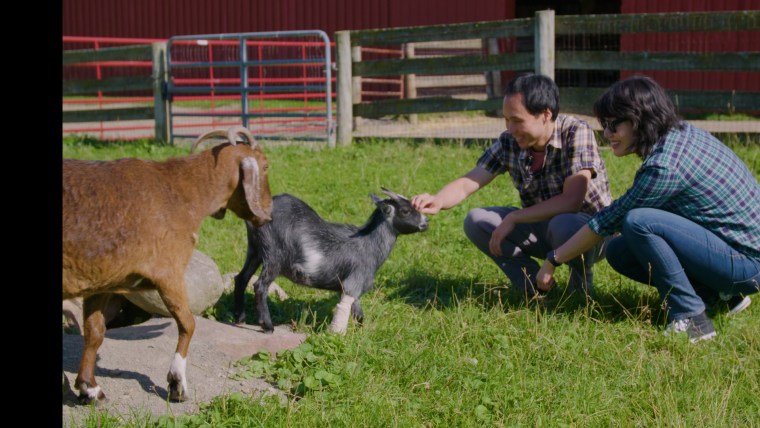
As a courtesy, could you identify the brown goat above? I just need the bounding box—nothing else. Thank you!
[62,127,272,404]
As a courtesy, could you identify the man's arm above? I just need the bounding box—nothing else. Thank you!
[488,169,592,256]
[509,169,592,223]
[411,167,495,214]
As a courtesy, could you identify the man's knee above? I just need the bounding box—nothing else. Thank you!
[463,207,495,247]
[547,213,588,246]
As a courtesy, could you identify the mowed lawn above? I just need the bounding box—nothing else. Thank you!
[63,135,760,427]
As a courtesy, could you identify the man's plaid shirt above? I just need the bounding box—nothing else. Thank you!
[588,122,760,259]
[476,114,612,216]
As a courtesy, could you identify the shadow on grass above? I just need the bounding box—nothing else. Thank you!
[215,290,340,333]
[216,268,675,331]
[384,267,668,325]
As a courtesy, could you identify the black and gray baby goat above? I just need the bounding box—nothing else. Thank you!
[233,188,428,334]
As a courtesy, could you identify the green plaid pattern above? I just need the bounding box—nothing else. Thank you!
[588,122,760,259]
[477,114,612,216]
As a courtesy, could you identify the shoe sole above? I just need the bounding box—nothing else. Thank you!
[689,331,717,344]
[728,296,751,316]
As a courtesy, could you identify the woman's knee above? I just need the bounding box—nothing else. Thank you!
[620,208,662,235]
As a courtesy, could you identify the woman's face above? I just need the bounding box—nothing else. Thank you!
[601,117,635,157]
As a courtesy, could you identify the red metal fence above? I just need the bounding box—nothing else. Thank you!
[167,33,336,142]
[63,36,162,139]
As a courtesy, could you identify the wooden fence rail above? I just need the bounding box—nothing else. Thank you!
[62,43,169,142]
[337,10,760,145]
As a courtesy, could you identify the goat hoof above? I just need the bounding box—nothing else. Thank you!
[168,380,187,402]
[77,390,106,405]
[234,312,246,325]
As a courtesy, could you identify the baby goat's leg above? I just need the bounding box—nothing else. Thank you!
[158,279,196,402]
[254,266,277,333]
[233,250,262,324]
[74,294,112,404]
[351,298,364,325]
[329,294,357,334]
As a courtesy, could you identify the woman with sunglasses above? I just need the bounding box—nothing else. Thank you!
[536,75,760,343]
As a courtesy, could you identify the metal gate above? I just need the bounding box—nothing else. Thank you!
[167,31,334,146]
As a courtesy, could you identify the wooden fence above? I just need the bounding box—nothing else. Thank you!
[62,43,170,141]
[336,10,760,145]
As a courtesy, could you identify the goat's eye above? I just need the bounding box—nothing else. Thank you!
[400,208,411,216]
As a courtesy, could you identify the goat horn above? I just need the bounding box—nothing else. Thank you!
[226,126,260,150]
[380,187,408,201]
[191,129,229,153]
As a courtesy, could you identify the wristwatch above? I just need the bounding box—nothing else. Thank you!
[546,250,562,267]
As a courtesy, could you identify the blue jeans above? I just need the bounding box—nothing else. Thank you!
[463,206,609,296]
[606,208,760,322]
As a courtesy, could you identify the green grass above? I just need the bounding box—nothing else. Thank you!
[63,136,760,427]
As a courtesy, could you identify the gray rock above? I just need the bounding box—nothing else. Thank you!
[124,250,224,316]
[62,298,83,335]
[223,272,290,301]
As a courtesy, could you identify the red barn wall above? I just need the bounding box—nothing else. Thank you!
[620,0,760,91]
[62,0,515,39]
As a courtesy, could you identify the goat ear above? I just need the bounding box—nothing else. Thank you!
[241,157,270,220]
[380,202,395,217]
[370,193,383,204]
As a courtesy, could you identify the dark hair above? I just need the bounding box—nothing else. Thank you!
[504,73,560,121]
[593,75,682,158]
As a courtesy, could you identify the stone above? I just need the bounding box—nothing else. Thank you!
[124,249,225,316]
[222,272,290,300]
[62,297,83,335]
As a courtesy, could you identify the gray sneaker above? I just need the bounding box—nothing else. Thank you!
[663,311,717,343]
[719,293,751,316]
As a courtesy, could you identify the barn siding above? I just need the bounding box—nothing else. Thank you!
[63,0,514,38]
[62,0,756,92]
[621,0,760,91]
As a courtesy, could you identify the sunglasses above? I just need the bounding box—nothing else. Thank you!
[600,117,628,133]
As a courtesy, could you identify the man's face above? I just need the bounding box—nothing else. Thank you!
[502,93,551,151]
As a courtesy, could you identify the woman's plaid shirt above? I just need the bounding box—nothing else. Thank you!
[588,122,760,259]
[476,114,612,216]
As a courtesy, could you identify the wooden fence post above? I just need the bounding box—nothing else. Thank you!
[351,45,362,130]
[486,38,503,97]
[404,43,418,125]
[152,43,169,143]
[534,10,555,79]
[336,31,353,146]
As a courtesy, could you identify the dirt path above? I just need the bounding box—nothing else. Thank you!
[62,316,306,426]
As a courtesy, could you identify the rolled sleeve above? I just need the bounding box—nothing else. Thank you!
[566,123,601,179]
[589,164,684,235]
[476,132,511,176]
